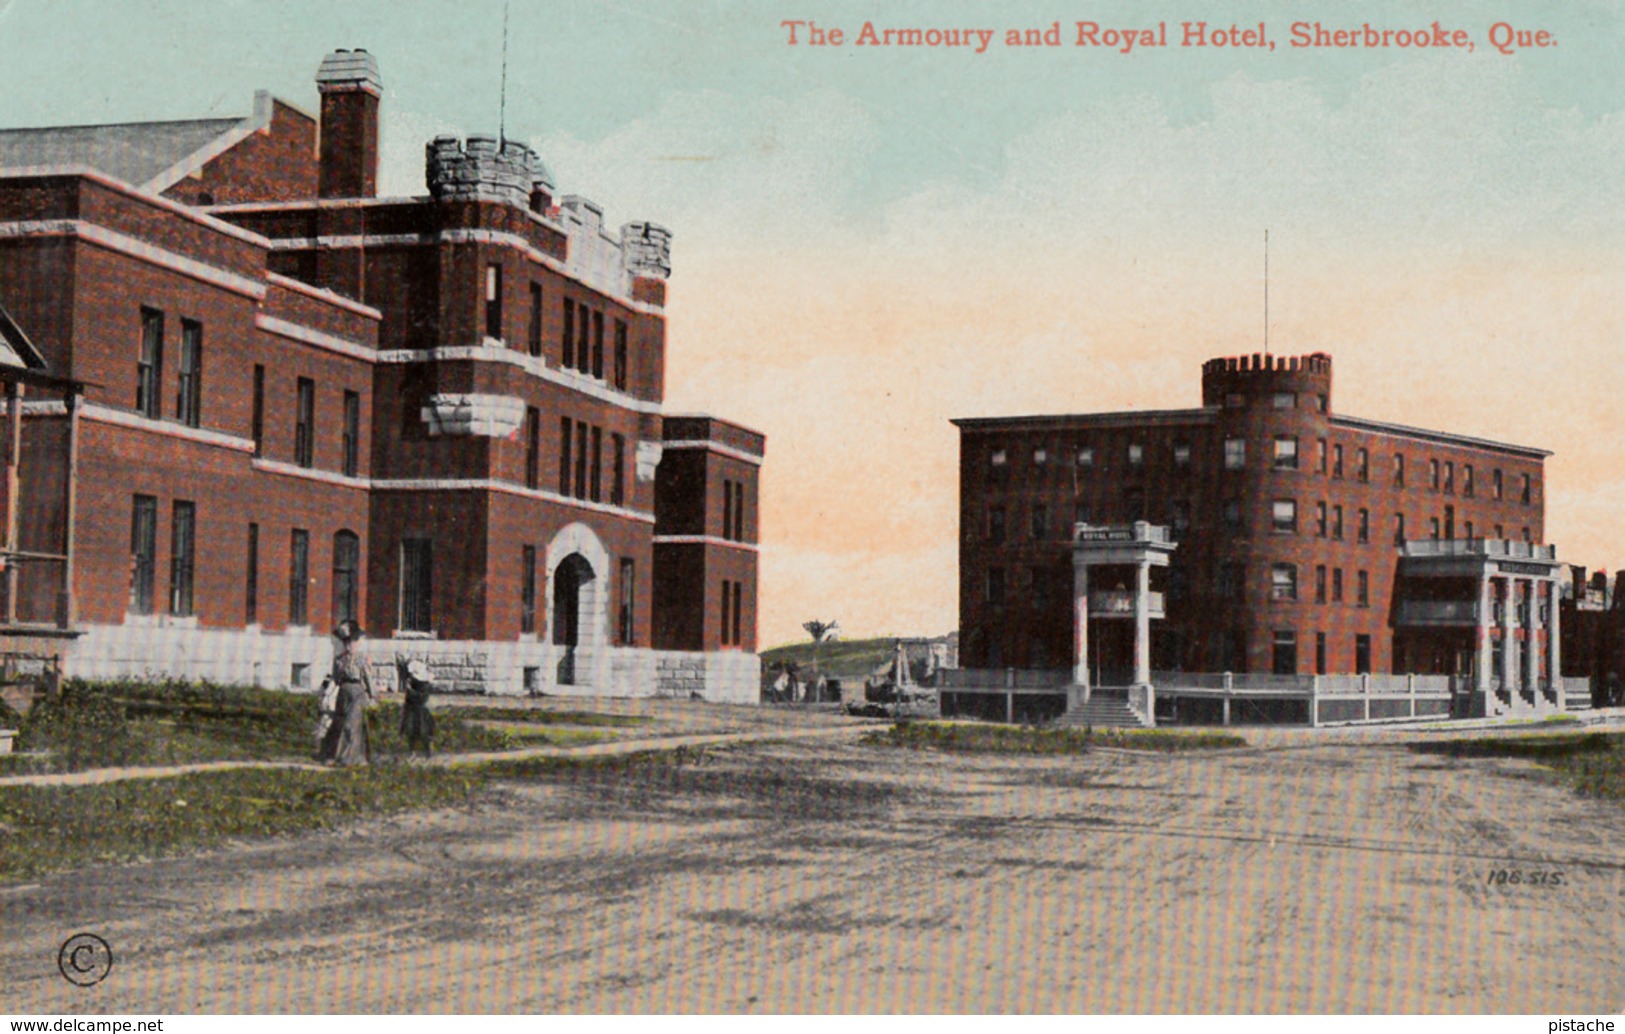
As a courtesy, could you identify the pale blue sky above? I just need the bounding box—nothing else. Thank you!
[3,0,1622,644]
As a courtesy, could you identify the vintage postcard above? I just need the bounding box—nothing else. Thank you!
[1,0,1622,1019]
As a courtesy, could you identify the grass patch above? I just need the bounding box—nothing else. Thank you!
[448,705,651,728]
[0,679,525,776]
[1413,731,1625,801]
[0,764,481,880]
[864,721,1246,755]
[0,745,715,880]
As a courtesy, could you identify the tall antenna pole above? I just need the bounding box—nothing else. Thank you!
[499,0,511,144]
[1263,228,1270,356]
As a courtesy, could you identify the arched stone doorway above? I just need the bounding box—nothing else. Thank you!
[553,553,594,685]
[545,523,610,691]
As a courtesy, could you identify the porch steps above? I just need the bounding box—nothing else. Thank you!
[1056,694,1148,729]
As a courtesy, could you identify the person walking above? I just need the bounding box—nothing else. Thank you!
[397,657,436,758]
[319,620,374,766]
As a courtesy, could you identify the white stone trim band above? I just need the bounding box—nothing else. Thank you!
[651,535,760,552]
[256,315,376,363]
[0,218,266,299]
[376,345,663,414]
[251,458,370,489]
[0,165,274,248]
[660,439,764,466]
[371,477,656,524]
[266,271,383,320]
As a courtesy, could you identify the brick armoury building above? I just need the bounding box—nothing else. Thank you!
[954,351,1605,722]
[0,50,763,700]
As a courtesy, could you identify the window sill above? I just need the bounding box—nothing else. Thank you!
[393,630,438,640]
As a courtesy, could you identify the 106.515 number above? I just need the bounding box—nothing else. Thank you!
[1486,869,1565,886]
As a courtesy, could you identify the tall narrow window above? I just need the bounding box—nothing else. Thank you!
[245,522,259,624]
[1357,508,1370,543]
[176,319,202,427]
[558,418,573,495]
[332,530,359,626]
[130,495,157,615]
[1332,445,1344,479]
[1272,630,1298,675]
[1521,473,1532,505]
[525,406,541,489]
[1355,634,1372,675]
[613,319,628,390]
[137,308,164,419]
[618,557,636,645]
[294,378,315,468]
[1430,458,1441,490]
[732,579,743,646]
[576,302,590,374]
[400,538,433,632]
[520,545,537,635]
[720,578,733,646]
[987,568,1005,605]
[1394,452,1405,486]
[733,481,746,540]
[574,419,588,499]
[561,297,575,368]
[485,263,503,341]
[1332,568,1343,602]
[1224,438,1246,470]
[611,433,625,506]
[169,501,195,616]
[251,364,265,456]
[1332,505,1344,540]
[1357,570,1369,607]
[342,390,360,477]
[723,478,734,540]
[591,310,604,379]
[1463,464,1475,497]
[1356,447,1369,482]
[1444,461,1455,494]
[1315,565,1327,603]
[1315,632,1327,675]
[589,425,602,502]
[528,282,543,357]
[1393,512,1406,545]
[289,529,310,627]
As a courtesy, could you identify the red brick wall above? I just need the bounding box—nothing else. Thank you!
[162,100,319,206]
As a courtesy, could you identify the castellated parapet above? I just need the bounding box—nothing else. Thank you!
[426,134,539,207]
[621,222,672,280]
[1200,351,1333,409]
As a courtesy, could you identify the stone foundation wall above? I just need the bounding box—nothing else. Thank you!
[62,622,758,703]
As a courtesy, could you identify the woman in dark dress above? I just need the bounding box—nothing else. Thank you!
[319,620,373,766]
[398,658,436,758]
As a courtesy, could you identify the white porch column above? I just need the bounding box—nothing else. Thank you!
[1498,576,1517,704]
[1072,561,1091,698]
[1524,577,1543,703]
[1549,579,1564,709]
[1476,573,1493,696]
[1133,560,1152,686]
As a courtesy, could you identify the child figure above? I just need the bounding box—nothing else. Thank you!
[397,657,436,758]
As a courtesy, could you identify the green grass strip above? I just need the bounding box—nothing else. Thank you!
[864,720,1246,754]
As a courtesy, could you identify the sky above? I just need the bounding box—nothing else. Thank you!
[1,0,1622,648]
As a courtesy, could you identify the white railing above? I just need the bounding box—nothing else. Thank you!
[1401,539,1556,561]
[1088,591,1165,617]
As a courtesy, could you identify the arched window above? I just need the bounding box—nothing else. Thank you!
[332,530,360,626]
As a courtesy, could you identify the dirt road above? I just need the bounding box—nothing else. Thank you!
[4,723,1623,1012]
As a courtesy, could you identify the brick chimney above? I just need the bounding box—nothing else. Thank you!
[315,49,381,199]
